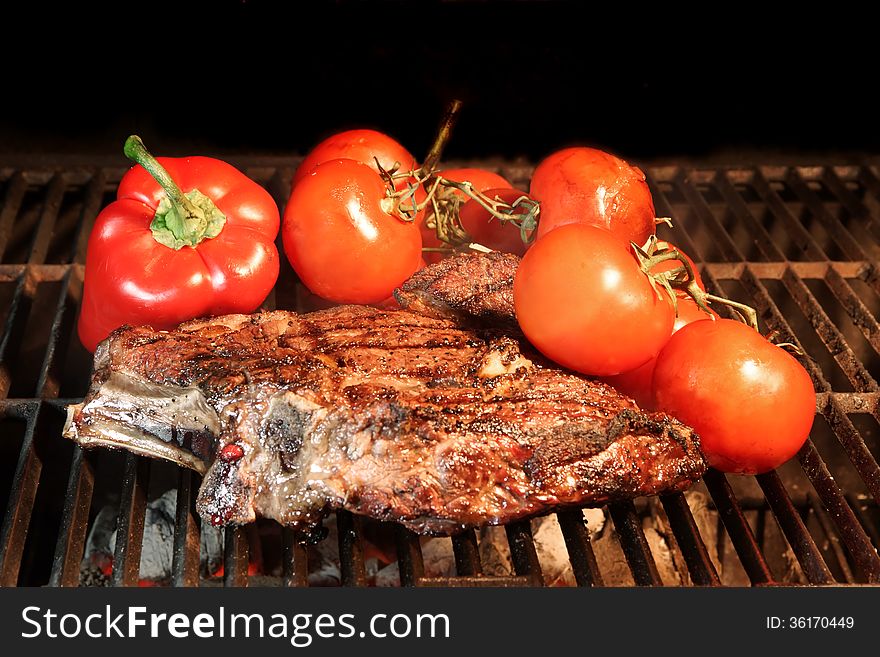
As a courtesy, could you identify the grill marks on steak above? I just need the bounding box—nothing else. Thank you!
[395,251,519,329]
[64,305,706,535]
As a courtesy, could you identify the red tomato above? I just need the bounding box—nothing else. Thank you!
[514,223,675,376]
[530,147,656,247]
[459,187,534,256]
[653,319,815,474]
[420,168,514,260]
[603,297,718,408]
[283,159,422,304]
[293,129,417,186]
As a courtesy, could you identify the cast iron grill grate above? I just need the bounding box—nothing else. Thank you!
[1,158,879,587]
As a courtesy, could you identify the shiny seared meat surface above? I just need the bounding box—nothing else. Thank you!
[64,302,706,535]
[395,251,520,330]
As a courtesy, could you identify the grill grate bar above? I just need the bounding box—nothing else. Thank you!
[223,527,249,587]
[35,267,77,398]
[807,493,855,583]
[820,397,880,507]
[504,520,544,586]
[556,509,603,587]
[645,170,704,261]
[0,274,29,399]
[71,169,108,265]
[0,403,40,586]
[785,168,868,261]
[797,440,880,582]
[26,174,65,266]
[111,454,150,587]
[660,493,721,586]
[451,530,483,577]
[822,266,880,354]
[712,171,786,261]
[171,469,201,587]
[49,446,94,587]
[395,525,425,586]
[702,469,775,585]
[281,528,310,587]
[337,510,367,587]
[780,267,878,392]
[846,493,880,548]
[755,471,834,584]
[750,168,831,261]
[675,169,748,262]
[608,501,662,586]
[0,172,27,263]
[821,168,880,256]
[856,167,880,221]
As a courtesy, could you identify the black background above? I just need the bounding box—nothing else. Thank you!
[0,0,876,163]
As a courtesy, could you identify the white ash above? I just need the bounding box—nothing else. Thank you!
[375,535,457,586]
[480,509,606,586]
[83,489,224,581]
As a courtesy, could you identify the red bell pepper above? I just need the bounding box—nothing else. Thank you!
[78,136,280,352]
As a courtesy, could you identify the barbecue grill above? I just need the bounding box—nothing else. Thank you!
[0,155,878,587]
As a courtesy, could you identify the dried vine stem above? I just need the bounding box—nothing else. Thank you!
[377,99,462,223]
[421,99,463,177]
[419,179,538,247]
[633,238,760,331]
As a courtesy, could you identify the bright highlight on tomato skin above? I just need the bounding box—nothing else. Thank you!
[292,129,417,187]
[513,223,675,377]
[652,319,816,475]
[282,159,422,304]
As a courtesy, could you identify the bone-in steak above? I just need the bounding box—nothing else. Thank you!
[64,302,706,535]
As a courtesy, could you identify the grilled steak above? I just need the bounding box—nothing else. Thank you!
[395,251,519,329]
[64,303,706,535]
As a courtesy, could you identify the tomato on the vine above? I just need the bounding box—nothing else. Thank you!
[283,158,422,304]
[459,187,534,256]
[438,168,512,198]
[419,168,514,259]
[648,239,704,289]
[514,223,675,376]
[601,240,712,406]
[293,129,418,186]
[652,319,816,474]
[530,147,656,247]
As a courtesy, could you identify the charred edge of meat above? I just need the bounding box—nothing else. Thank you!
[524,409,707,491]
[395,251,519,329]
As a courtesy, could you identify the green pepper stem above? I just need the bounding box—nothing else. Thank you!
[123,135,227,250]
[124,135,199,216]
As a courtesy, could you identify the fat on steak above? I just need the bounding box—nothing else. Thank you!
[64,260,706,535]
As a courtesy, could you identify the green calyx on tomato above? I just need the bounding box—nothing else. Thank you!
[124,135,226,250]
[633,236,759,328]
